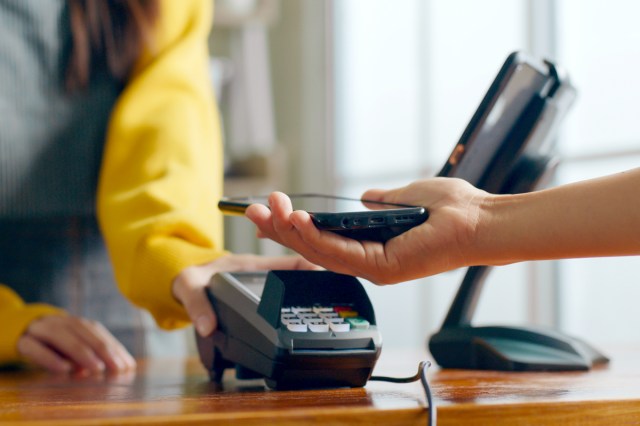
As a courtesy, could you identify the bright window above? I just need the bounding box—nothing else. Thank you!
[333,0,640,348]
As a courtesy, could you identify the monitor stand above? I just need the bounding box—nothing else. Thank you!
[428,156,609,371]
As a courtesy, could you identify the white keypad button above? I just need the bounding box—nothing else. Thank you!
[308,323,330,333]
[287,323,308,332]
[329,322,350,333]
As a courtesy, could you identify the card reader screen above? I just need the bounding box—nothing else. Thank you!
[232,272,267,299]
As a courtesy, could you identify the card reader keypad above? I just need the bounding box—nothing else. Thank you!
[280,305,370,333]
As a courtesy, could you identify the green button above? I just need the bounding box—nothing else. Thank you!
[345,317,370,330]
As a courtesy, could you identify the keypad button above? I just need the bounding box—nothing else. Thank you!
[329,322,350,333]
[287,323,308,332]
[346,317,370,330]
[280,304,367,333]
[308,323,330,333]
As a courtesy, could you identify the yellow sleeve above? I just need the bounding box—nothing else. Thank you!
[97,0,227,331]
[0,285,64,365]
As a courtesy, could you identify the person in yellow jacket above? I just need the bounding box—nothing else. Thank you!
[0,0,313,374]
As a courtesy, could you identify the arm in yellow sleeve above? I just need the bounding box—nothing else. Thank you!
[0,285,64,365]
[97,0,227,330]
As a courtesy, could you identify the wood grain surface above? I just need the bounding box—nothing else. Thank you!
[1,347,639,425]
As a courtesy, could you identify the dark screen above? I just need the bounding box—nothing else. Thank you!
[236,194,416,214]
[447,62,549,185]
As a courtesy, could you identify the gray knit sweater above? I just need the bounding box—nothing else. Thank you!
[0,0,122,219]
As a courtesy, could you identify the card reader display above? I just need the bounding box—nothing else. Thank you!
[195,270,383,390]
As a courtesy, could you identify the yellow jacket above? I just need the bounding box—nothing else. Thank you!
[0,0,226,364]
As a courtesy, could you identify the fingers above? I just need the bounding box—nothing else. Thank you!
[246,190,411,281]
[254,195,352,271]
[172,251,323,338]
[172,267,218,337]
[17,334,73,373]
[245,203,275,239]
[246,193,327,259]
[246,191,382,277]
[289,211,395,280]
[19,315,136,374]
[72,319,136,371]
[246,192,297,243]
[362,188,396,203]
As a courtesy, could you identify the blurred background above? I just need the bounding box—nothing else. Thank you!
[208,0,640,351]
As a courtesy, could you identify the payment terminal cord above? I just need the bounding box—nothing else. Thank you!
[369,360,437,426]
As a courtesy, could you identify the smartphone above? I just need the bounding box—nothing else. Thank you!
[218,193,428,243]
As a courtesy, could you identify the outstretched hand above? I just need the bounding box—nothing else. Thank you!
[17,315,136,374]
[245,178,491,284]
[172,253,321,338]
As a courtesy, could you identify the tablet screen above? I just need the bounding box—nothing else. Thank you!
[438,52,574,193]
[451,63,548,185]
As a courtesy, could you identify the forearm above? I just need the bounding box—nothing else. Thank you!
[476,168,640,265]
[98,0,227,329]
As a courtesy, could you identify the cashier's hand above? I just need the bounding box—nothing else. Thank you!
[17,315,136,374]
[172,254,320,337]
[245,179,490,284]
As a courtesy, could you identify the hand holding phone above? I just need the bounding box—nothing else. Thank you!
[219,193,428,243]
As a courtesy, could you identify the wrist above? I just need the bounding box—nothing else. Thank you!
[471,192,518,267]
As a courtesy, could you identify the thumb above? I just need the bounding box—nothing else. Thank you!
[187,290,218,337]
[361,188,388,202]
[363,184,418,206]
[173,274,218,337]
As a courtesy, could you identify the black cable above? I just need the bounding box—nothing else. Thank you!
[370,360,437,426]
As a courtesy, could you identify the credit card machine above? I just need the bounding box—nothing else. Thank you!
[196,270,382,389]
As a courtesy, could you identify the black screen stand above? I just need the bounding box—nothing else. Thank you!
[428,156,610,371]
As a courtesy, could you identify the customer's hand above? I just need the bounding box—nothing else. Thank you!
[172,254,320,337]
[17,315,136,374]
[245,178,492,284]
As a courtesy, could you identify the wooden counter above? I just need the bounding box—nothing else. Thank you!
[2,347,640,425]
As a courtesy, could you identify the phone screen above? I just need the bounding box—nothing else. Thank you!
[232,194,416,213]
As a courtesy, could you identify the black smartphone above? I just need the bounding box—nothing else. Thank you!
[218,193,428,243]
